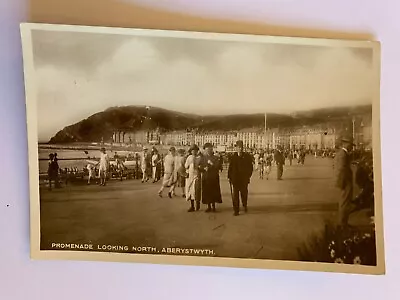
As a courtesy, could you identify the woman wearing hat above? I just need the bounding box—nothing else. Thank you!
[199,143,222,212]
[185,144,202,212]
[158,147,177,198]
[98,147,109,186]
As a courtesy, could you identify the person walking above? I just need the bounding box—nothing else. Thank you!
[151,148,161,183]
[228,140,254,216]
[253,152,260,171]
[185,144,202,212]
[264,151,273,180]
[98,147,110,186]
[300,149,306,165]
[274,145,285,180]
[334,136,355,228]
[288,150,293,166]
[114,152,125,181]
[133,153,139,179]
[47,153,56,190]
[86,163,96,184]
[53,153,61,188]
[258,154,265,179]
[199,143,222,212]
[172,149,186,197]
[141,146,151,183]
[158,147,176,198]
[156,153,163,181]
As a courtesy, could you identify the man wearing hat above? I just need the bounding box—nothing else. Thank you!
[274,145,285,180]
[200,143,222,212]
[151,147,161,183]
[335,136,355,227]
[228,140,254,216]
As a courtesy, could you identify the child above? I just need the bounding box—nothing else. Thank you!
[87,163,95,184]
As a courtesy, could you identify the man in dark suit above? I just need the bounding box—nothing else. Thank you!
[228,140,254,216]
[274,145,285,180]
[335,137,355,227]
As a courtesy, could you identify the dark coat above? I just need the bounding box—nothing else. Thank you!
[334,148,353,189]
[47,159,59,179]
[274,150,285,165]
[199,153,222,204]
[228,152,253,186]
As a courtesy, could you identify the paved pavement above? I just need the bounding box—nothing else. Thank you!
[40,156,345,261]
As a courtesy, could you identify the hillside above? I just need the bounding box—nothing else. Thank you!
[49,106,200,143]
[48,104,372,144]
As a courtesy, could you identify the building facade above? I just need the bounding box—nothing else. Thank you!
[112,112,372,150]
[113,129,161,145]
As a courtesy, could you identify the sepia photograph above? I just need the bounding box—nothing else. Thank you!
[20,23,384,274]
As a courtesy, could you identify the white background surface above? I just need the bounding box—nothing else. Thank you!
[1,0,399,299]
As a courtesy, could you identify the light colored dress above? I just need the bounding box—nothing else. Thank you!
[151,154,160,179]
[173,155,185,185]
[162,153,175,187]
[87,164,94,177]
[185,154,201,201]
[98,153,109,176]
[141,152,151,172]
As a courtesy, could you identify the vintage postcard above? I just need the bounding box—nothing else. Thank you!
[20,23,384,274]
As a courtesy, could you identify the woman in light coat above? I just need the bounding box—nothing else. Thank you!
[185,144,202,212]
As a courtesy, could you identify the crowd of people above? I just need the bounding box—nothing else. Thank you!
[146,141,255,215]
[47,142,318,203]
[135,141,298,215]
[46,137,374,223]
[63,141,256,215]
[248,147,308,181]
[138,144,226,213]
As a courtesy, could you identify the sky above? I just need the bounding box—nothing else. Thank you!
[31,29,375,141]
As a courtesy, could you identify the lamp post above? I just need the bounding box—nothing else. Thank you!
[264,113,267,150]
[264,113,267,134]
[352,116,356,150]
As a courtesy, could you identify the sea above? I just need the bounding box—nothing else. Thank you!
[38,143,178,174]
[38,145,136,174]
